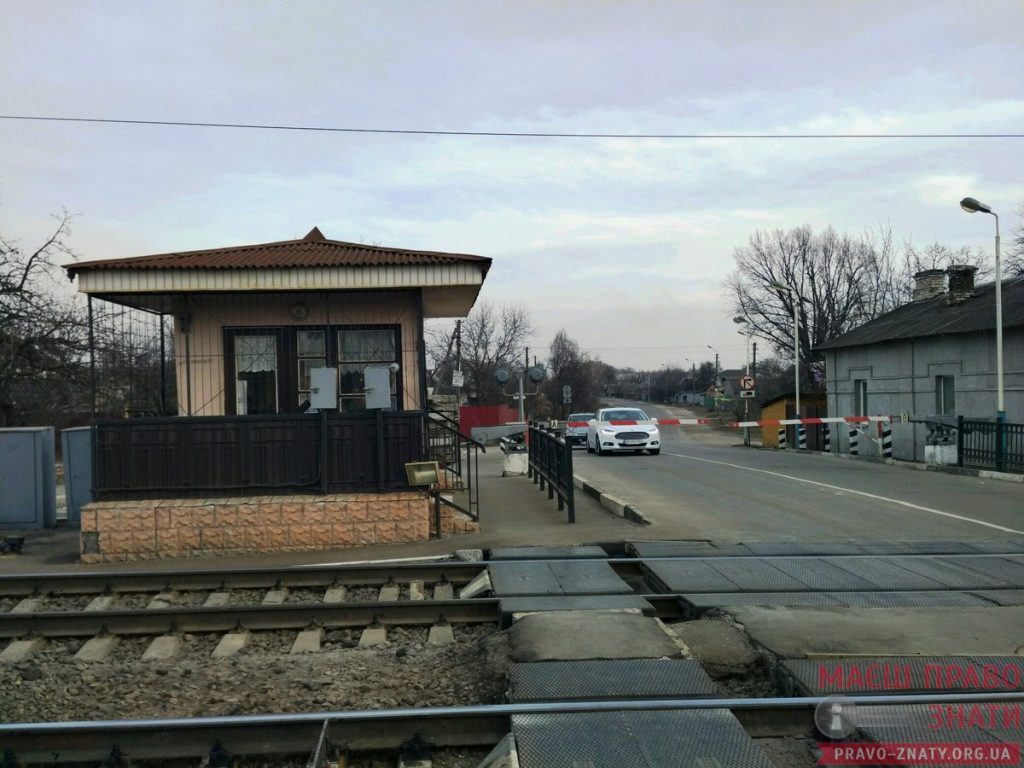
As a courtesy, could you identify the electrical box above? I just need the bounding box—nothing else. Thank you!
[310,367,338,410]
[0,427,57,529]
[61,427,93,528]
[364,365,394,410]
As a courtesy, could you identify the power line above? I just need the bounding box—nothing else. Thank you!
[1,114,1021,140]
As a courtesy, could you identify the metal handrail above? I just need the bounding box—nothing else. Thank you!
[527,421,575,523]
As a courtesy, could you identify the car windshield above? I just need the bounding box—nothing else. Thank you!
[601,409,649,421]
[567,413,594,421]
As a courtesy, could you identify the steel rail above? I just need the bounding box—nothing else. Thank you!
[0,561,487,597]
[3,551,1022,597]
[0,595,687,639]
[3,692,1023,762]
[0,599,500,638]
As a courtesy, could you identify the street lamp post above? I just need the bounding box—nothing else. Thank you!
[734,316,752,446]
[961,196,1005,471]
[960,197,1004,422]
[706,345,719,410]
[771,281,802,448]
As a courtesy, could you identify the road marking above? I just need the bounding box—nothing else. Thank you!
[666,452,1024,535]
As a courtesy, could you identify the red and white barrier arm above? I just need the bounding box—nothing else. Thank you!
[728,415,892,428]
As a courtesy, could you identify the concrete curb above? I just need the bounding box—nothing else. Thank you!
[573,474,652,526]
[745,444,1024,483]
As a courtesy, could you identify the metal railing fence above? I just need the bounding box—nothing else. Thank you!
[527,422,575,523]
[426,409,485,522]
[958,416,1024,474]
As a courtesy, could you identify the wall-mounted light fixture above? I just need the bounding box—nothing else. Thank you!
[405,461,440,487]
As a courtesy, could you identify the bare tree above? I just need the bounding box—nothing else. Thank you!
[428,301,533,405]
[728,225,934,386]
[0,212,89,426]
[1008,200,1024,278]
[542,329,607,417]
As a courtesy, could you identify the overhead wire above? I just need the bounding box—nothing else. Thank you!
[1,115,1021,140]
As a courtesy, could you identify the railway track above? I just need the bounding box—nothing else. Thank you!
[4,693,1024,764]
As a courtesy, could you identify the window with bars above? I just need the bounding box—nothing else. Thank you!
[337,328,398,411]
[296,330,326,407]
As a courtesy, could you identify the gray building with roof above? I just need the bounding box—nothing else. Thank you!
[817,267,1024,462]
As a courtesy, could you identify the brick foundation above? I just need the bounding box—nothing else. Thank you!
[429,503,481,537]
[80,492,441,563]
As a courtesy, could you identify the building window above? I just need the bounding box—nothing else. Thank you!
[337,328,398,411]
[296,330,326,407]
[234,334,278,414]
[935,375,955,415]
[853,379,868,417]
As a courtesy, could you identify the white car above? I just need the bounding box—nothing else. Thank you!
[586,407,661,455]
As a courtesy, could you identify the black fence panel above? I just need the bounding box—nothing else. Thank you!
[959,417,1024,474]
[94,412,426,499]
[527,422,575,523]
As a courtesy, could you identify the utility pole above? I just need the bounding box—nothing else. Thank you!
[751,342,757,379]
[454,319,462,403]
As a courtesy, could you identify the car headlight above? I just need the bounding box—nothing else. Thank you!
[600,428,615,434]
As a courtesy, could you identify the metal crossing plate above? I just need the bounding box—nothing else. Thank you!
[971,589,1024,606]
[642,559,742,593]
[499,595,655,618]
[490,545,608,560]
[629,541,754,558]
[509,659,719,702]
[512,710,776,768]
[488,561,632,596]
[650,555,1024,594]
[680,590,997,612]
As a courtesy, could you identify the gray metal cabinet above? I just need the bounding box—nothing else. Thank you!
[61,427,93,528]
[0,427,57,529]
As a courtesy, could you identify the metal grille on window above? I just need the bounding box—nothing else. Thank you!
[235,335,278,415]
[338,329,398,411]
[297,330,326,407]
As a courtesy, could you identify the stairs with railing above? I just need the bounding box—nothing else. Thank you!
[425,408,486,528]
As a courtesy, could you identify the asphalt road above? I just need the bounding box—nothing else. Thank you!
[574,399,1024,543]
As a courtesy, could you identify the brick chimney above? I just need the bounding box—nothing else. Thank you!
[945,265,977,304]
[912,269,946,301]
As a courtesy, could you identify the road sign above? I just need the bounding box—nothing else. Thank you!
[562,384,572,404]
[740,390,756,399]
[452,370,464,387]
[739,374,755,390]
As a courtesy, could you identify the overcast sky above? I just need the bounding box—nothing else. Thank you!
[2,1,1022,370]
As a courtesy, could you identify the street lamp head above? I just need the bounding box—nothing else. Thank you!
[960,197,992,215]
[770,281,792,293]
[733,315,748,324]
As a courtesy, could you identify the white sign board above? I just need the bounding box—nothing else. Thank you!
[740,390,756,399]
[452,370,464,388]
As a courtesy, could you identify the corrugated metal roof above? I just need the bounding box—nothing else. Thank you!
[65,227,491,276]
[817,276,1024,350]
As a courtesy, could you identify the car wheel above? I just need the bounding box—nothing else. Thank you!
[586,437,594,453]
[649,449,660,455]
[597,443,608,456]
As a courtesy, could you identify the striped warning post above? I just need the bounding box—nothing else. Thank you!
[823,425,831,453]
[849,428,859,456]
[881,425,893,458]
[797,426,807,450]
[778,427,787,450]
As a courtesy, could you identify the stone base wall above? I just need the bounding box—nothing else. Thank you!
[430,504,480,537]
[80,492,432,563]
